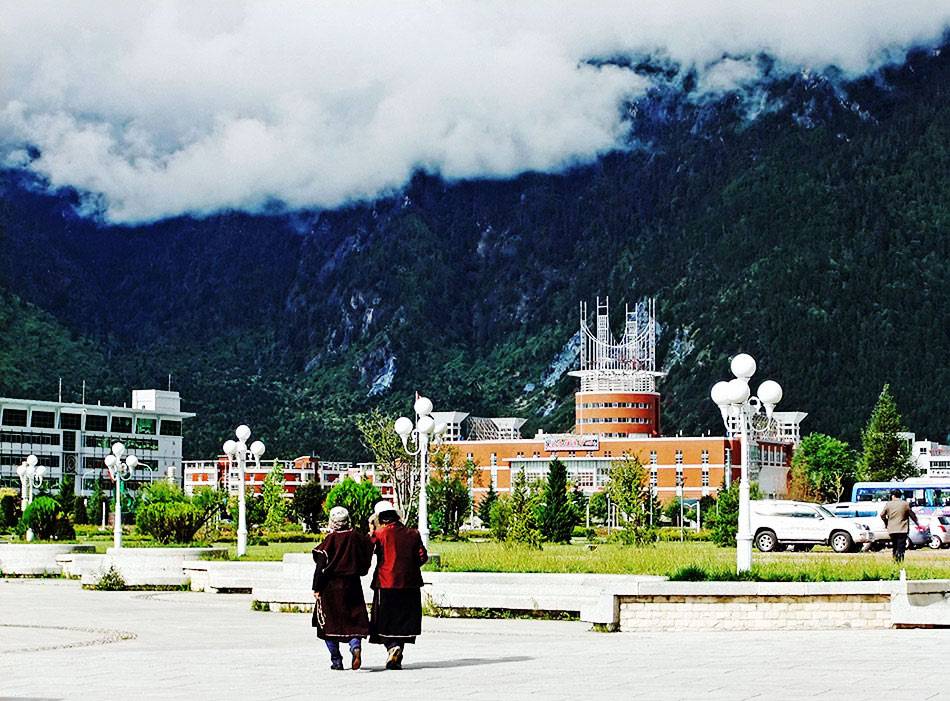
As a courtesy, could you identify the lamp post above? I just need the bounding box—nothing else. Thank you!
[16,454,46,541]
[711,353,783,573]
[223,425,265,558]
[104,442,138,550]
[394,395,447,550]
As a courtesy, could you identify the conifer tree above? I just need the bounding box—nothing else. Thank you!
[538,458,577,542]
[478,482,498,528]
[506,470,542,548]
[857,384,915,481]
[262,459,287,531]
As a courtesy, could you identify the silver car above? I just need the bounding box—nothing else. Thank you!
[751,500,873,553]
[928,514,950,549]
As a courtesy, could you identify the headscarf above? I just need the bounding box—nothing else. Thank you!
[328,506,350,531]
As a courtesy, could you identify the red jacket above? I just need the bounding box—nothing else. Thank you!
[371,522,428,589]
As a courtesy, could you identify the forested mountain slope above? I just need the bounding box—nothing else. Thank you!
[2,46,949,459]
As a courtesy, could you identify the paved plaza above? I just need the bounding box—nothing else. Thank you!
[0,578,946,700]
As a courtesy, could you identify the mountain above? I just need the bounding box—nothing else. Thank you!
[2,46,950,460]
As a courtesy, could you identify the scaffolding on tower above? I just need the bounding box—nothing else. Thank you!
[568,297,665,393]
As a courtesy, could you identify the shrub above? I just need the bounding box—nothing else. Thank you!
[291,481,327,531]
[489,497,511,541]
[18,496,74,540]
[0,493,19,528]
[93,565,126,591]
[136,502,203,543]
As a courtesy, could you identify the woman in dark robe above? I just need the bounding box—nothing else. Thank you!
[369,500,428,670]
[313,506,373,670]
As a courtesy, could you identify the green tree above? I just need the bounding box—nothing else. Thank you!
[71,495,89,525]
[228,494,268,531]
[87,479,108,527]
[706,479,762,547]
[789,433,857,502]
[488,496,512,541]
[426,471,472,538]
[291,480,327,531]
[505,470,542,548]
[588,491,608,524]
[323,478,382,534]
[0,490,19,528]
[604,458,655,544]
[57,476,76,519]
[857,385,915,481]
[356,409,415,525]
[477,482,498,529]
[538,458,577,543]
[262,460,287,531]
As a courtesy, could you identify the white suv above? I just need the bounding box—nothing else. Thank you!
[751,500,873,553]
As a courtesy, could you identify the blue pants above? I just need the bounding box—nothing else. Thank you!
[325,638,361,664]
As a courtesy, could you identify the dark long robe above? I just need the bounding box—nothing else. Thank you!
[312,529,373,640]
[369,522,428,645]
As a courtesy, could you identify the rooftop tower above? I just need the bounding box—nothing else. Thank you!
[568,298,665,438]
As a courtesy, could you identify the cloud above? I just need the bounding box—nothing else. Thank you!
[1,0,949,223]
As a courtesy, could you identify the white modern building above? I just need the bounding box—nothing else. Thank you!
[0,390,195,495]
[911,438,950,478]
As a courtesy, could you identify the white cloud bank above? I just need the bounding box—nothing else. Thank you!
[2,1,949,223]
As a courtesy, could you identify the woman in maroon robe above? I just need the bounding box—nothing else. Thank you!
[313,506,373,670]
[369,500,428,670]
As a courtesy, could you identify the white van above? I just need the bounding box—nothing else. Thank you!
[750,500,873,553]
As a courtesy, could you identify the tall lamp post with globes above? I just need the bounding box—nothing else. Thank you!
[710,353,783,573]
[16,454,46,541]
[223,425,265,558]
[104,442,138,550]
[394,395,447,550]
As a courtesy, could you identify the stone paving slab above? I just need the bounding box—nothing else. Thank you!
[1,577,947,700]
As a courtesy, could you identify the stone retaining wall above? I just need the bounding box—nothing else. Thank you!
[620,594,890,631]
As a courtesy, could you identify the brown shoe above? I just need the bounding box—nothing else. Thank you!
[385,646,403,670]
[351,647,361,671]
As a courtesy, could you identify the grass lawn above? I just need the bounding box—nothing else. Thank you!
[422,540,950,581]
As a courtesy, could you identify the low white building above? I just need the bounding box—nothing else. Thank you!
[0,390,195,495]
[911,438,950,478]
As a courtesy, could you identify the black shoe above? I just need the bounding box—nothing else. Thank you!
[330,662,344,670]
[385,646,403,670]
[351,647,361,670]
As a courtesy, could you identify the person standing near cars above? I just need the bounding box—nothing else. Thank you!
[880,489,919,563]
[369,500,428,670]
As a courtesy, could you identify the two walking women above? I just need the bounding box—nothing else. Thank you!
[312,501,428,671]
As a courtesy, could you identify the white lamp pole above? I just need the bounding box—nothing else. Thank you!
[224,425,265,558]
[16,454,46,542]
[711,353,783,573]
[395,395,447,550]
[104,442,138,550]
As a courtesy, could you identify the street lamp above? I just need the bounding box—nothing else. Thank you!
[104,442,138,550]
[711,353,783,573]
[223,424,265,557]
[394,395,447,550]
[16,454,46,541]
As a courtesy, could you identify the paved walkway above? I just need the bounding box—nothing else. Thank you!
[0,578,944,700]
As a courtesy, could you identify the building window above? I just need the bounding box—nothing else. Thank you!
[675,450,683,465]
[725,448,732,467]
[86,414,108,432]
[31,411,55,429]
[111,416,133,433]
[650,468,657,487]
[2,409,28,427]
[60,413,82,430]
[160,420,181,436]
[467,453,474,461]
[490,452,497,466]
[702,469,710,487]
[650,450,657,465]
[701,450,709,465]
[136,418,157,435]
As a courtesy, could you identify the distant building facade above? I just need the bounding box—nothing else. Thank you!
[183,457,394,499]
[442,298,806,502]
[0,390,194,494]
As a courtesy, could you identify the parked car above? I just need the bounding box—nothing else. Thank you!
[928,514,950,549]
[751,500,873,553]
